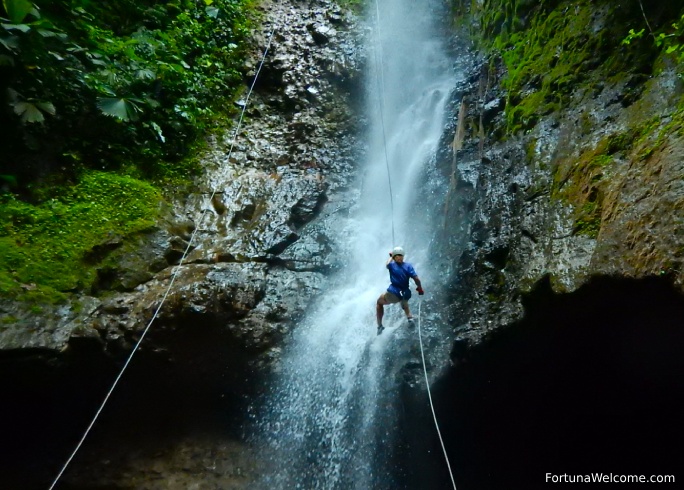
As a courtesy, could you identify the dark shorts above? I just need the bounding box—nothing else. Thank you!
[382,291,408,307]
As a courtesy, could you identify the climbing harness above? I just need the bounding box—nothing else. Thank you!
[417,299,458,490]
[372,0,457,487]
[47,23,279,490]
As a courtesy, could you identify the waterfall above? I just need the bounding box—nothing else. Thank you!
[255,0,456,487]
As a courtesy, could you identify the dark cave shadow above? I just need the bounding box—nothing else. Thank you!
[425,276,684,490]
[0,319,256,490]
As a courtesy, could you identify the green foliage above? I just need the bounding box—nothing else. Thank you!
[460,0,676,134]
[0,0,259,307]
[96,96,144,122]
[1,0,257,183]
[2,0,33,23]
[463,1,597,131]
[653,14,684,64]
[634,107,684,161]
[620,6,684,67]
[0,171,161,301]
[1,314,18,324]
[621,28,645,45]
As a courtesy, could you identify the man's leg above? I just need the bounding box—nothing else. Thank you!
[376,294,389,327]
[402,301,415,328]
[401,301,413,319]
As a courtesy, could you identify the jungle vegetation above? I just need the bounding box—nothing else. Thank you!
[0,0,257,303]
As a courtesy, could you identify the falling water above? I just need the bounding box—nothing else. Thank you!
[255,0,456,487]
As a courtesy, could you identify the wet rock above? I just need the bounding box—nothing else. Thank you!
[0,296,102,351]
[289,182,328,228]
[308,22,335,44]
[166,218,196,241]
[482,97,504,125]
[440,21,684,351]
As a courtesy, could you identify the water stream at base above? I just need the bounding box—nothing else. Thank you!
[254,1,457,487]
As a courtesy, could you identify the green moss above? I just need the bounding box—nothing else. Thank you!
[1,315,18,324]
[551,130,629,238]
[459,0,673,134]
[634,107,684,161]
[0,171,162,301]
[525,137,538,161]
[573,201,601,238]
[550,106,684,239]
[495,2,605,132]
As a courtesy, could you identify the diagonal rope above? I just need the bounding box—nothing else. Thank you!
[47,24,278,490]
[417,299,457,490]
[373,0,395,246]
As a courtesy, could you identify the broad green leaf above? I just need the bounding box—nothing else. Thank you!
[99,85,117,97]
[13,101,45,123]
[2,22,30,32]
[35,101,55,115]
[96,97,140,121]
[203,0,213,5]
[2,0,33,24]
[206,6,219,18]
[135,68,156,80]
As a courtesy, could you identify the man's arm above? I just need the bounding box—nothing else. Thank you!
[413,276,424,295]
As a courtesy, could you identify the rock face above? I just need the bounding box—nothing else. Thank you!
[437,12,684,351]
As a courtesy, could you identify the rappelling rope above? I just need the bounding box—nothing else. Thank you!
[417,300,457,490]
[47,24,278,490]
[373,0,396,246]
[370,2,456,483]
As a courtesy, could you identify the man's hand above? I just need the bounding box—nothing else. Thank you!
[416,287,424,295]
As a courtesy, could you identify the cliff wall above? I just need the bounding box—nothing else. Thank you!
[440,0,684,347]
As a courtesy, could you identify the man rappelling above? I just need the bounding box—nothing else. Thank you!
[376,246,424,335]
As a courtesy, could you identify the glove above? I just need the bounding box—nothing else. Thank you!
[389,252,393,257]
[417,287,424,295]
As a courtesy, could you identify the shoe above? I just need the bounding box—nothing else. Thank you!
[407,317,415,327]
[377,324,385,335]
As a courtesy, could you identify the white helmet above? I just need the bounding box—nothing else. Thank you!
[391,246,405,257]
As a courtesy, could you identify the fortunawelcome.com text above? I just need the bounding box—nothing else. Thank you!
[545,473,675,484]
